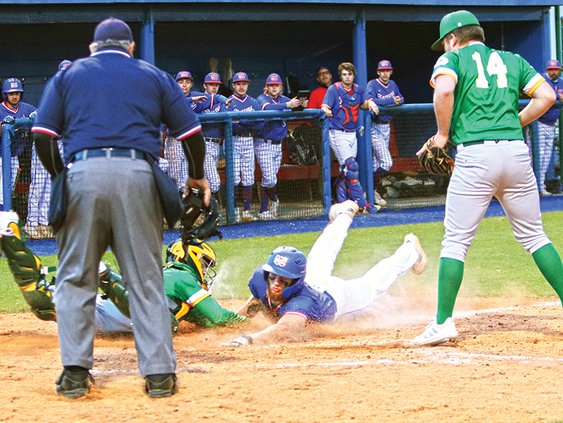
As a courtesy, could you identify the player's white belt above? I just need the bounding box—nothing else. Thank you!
[331,128,356,133]
[204,137,222,144]
[256,138,282,145]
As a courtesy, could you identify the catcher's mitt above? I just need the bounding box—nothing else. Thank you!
[180,189,222,243]
[418,137,455,177]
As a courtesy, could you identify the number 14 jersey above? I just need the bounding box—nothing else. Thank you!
[430,41,545,146]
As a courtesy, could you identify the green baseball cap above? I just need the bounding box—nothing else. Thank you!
[431,10,480,51]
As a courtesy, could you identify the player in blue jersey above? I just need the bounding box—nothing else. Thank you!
[229,200,427,346]
[226,72,261,221]
[31,18,209,399]
[366,60,404,207]
[0,78,36,211]
[255,73,305,220]
[321,62,380,214]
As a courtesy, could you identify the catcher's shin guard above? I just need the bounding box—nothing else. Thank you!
[98,263,131,318]
[346,179,369,209]
[1,235,56,321]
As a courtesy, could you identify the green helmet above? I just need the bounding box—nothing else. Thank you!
[431,10,480,51]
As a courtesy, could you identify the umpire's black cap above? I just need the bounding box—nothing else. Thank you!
[94,17,133,42]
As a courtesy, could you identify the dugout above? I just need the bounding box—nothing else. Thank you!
[0,1,560,105]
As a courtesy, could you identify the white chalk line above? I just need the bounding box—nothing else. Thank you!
[92,349,563,377]
[455,301,560,318]
[91,301,561,376]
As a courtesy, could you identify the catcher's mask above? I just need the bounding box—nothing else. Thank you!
[166,238,217,290]
[262,246,307,300]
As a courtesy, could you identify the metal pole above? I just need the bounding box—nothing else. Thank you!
[224,119,236,224]
[322,118,332,215]
[555,6,562,63]
[140,9,155,64]
[1,121,13,211]
[353,8,371,201]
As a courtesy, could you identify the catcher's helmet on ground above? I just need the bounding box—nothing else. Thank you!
[166,238,217,290]
[2,78,23,100]
[262,246,307,300]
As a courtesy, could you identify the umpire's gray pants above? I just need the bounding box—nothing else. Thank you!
[54,156,176,376]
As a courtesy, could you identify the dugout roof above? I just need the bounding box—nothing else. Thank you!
[0,1,558,105]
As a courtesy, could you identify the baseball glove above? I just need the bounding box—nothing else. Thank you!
[180,189,222,243]
[418,137,455,177]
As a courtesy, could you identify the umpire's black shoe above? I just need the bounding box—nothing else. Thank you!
[145,373,178,398]
[55,369,94,399]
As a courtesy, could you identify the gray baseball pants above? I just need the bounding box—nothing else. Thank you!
[54,156,176,376]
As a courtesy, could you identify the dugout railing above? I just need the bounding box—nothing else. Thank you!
[2,103,562,238]
[197,109,331,224]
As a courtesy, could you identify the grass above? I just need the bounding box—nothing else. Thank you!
[1,211,562,313]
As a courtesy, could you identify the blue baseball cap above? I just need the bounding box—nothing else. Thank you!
[93,17,133,42]
[232,72,250,83]
[58,60,72,71]
[377,60,393,71]
[265,73,283,85]
[175,70,193,81]
[546,59,561,70]
[204,72,222,84]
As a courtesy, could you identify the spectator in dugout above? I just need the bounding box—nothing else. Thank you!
[308,66,333,109]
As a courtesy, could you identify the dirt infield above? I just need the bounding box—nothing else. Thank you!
[0,298,561,423]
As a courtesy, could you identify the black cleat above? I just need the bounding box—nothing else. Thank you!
[55,369,94,399]
[145,373,178,398]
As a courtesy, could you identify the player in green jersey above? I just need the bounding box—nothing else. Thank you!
[413,10,563,346]
[0,211,245,333]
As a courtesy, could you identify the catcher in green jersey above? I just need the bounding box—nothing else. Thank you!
[0,211,245,333]
[413,10,563,346]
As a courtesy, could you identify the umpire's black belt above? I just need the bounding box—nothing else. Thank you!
[234,132,253,137]
[204,137,223,144]
[73,148,148,161]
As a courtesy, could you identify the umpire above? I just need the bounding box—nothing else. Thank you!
[31,17,210,398]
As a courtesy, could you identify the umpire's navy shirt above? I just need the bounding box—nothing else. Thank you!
[32,48,201,163]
